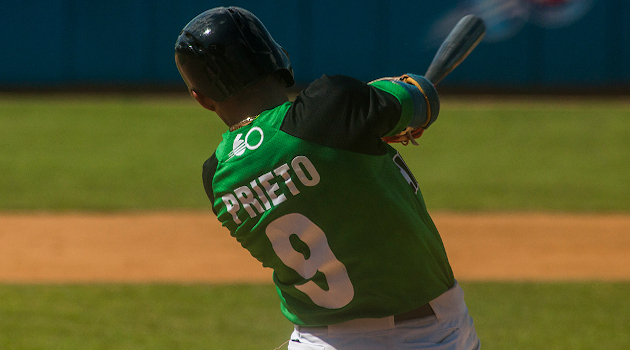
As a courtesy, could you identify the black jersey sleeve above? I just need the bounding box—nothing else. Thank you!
[202,153,219,216]
[281,75,402,155]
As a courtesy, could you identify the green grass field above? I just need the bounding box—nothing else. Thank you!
[1,94,628,211]
[0,95,216,210]
[1,94,629,349]
[1,283,629,350]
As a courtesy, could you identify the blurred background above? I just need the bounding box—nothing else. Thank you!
[1,0,627,93]
[1,1,629,349]
[1,0,628,212]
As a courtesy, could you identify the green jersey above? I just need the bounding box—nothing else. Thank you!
[202,75,454,326]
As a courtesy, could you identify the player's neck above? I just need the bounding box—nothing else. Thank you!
[222,76,289,128]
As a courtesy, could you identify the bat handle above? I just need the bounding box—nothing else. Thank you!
[424,70,441,86]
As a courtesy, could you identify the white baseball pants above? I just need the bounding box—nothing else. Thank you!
[287,281,480,350]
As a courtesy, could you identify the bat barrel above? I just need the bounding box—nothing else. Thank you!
[424,15,486,85]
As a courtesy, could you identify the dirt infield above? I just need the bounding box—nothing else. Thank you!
[1,212,629,283]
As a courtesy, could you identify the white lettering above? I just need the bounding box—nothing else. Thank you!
[222,156,322,224]
[234,185,265,219]
[292,156,320,186]
[274,163,300,196]
[222,194,241,224]
[259,171,287,206]
[250,179,271,210]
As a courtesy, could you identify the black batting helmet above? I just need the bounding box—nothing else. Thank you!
[175,7,294,101]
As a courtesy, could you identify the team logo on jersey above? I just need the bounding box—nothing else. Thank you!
[228,127,264,160]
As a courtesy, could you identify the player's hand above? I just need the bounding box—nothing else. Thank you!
[383,127,425,146]
[382,74,440,146]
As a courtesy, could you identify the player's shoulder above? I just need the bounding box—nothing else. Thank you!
[307,74,367,95]
[290,74,372,117]
[283,74,368,135]
[313,74,362,85]
[281,74,395,155]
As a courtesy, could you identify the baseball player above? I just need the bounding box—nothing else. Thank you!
[175,6,480,350]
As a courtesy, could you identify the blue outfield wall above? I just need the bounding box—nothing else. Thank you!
[0,0,628,90]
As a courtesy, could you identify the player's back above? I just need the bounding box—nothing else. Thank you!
[203,75,454,326]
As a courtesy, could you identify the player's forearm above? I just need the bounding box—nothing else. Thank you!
[369,74,439,144]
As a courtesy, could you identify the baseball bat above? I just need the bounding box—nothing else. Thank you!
[424,15,486,85]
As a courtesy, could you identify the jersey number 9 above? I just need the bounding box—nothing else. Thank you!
[266,213,354,309]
